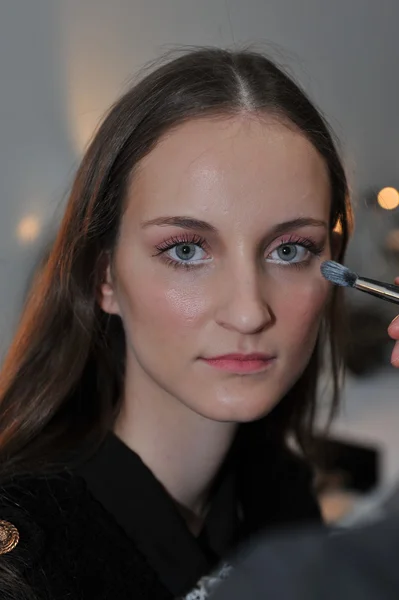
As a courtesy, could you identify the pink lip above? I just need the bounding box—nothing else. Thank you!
[201,353,275,374]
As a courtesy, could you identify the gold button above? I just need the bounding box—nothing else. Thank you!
[0,520,20,555]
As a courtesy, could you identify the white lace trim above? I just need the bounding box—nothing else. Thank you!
[179,563,233,600]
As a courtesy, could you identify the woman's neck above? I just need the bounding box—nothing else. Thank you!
[113,366,237,528]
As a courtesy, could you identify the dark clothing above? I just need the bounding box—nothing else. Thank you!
[76,433,240,596]
[0,431,321,599]
[213,516,399,600]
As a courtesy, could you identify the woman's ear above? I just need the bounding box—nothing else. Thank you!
[97,255,121,316]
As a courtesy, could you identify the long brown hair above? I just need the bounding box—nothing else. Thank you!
[0,47,352,478]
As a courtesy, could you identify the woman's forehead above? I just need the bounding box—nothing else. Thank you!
[126,116,331,226]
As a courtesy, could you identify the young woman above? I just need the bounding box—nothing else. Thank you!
[0,48,351,600]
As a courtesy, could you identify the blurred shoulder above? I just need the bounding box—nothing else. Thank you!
[214,516,399,600]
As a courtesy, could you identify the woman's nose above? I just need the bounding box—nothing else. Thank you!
[215,265,274,334]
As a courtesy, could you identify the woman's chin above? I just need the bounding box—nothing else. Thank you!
[193,394,282,424]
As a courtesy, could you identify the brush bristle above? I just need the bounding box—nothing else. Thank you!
[320,261,358,287]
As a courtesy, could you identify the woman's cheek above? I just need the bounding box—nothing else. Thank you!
[277,277,329,331]
[118,257,211,335]
[163,284,210,326]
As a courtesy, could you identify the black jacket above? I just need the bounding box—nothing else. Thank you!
[0,433,322,600]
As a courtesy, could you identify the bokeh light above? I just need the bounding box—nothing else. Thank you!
[17,215,41,243]
[377,187,399,210]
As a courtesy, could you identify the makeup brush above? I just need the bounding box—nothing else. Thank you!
[320,260,399,305]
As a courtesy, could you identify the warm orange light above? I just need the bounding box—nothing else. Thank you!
[377,187,399,210]
[333,220,343,233]
[17,215,41,242]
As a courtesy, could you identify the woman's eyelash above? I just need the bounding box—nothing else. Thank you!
[152,233,324,272]
[154,234,322,255]
[275,234,324,255]
[268,234,325,271]
[153,234,207,256]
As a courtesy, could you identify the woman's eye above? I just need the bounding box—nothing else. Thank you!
[167,243,208,263]
[267,243,309,264]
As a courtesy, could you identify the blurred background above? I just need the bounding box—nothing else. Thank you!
[1,0,399,523]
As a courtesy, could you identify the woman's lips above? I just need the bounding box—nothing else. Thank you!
[201,353,276,374]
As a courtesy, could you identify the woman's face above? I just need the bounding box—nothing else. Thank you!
[100,115,332,423]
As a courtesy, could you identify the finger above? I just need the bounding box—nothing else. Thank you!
[387,277,399,363]
[391,340,399,367]
[387,277,399,335]
[388,315,399,339]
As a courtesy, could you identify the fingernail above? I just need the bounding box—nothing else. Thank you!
[390,315,399,327]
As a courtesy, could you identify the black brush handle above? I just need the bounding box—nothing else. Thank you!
[358,277,399,305]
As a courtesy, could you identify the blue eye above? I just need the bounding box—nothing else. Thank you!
[154,234,212,269]
[267,243,310,264]
[168,243,208,263]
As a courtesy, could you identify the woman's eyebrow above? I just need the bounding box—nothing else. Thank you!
[268,218,328,237]
[141,215,327,235]
[141,216,217,233]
